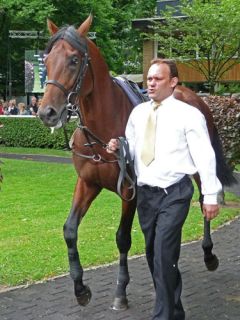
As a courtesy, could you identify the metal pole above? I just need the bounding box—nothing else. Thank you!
[8,32,12,99]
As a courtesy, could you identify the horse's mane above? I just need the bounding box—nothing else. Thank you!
[45,26,87,55]
[45,26,69,54]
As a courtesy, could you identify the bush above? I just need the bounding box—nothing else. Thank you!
[203,96,240,168]
[0,117,76,149]
[215,82,240,95]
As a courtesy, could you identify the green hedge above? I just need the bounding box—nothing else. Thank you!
[203,96,240,168]
[0,117,76,149]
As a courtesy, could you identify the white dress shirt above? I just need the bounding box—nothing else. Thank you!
[125,95,222,204]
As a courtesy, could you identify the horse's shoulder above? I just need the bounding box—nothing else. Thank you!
[174,85,211,113]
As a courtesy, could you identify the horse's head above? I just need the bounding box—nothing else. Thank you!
[38,15,93,128]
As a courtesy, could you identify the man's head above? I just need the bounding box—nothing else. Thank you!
[9,99,16,106]
[147,59,179,103]
[31,96,37,105]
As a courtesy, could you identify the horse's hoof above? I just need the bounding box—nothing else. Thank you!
[111,297,128,311]
[205,254,219,271]
[76,285,92,306]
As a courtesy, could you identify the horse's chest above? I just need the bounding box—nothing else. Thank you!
[74,158,117,188]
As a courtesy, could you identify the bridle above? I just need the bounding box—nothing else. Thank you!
[44,26,136,201]
[45,26,90,120]
[45,27,107,156]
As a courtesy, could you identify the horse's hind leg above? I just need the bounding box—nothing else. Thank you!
[63,177,101,306]
[194,174,219,271]
[202,217,219,271]
[111,196,137,311]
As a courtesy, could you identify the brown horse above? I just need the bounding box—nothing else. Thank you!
[38,15,234,310]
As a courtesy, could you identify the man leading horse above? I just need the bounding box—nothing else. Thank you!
[107,58,221,320]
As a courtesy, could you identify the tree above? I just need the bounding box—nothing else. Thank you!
[147,0,240,93]
[0,0,55,98]
[0,0,156,98]
[110,0,155,74]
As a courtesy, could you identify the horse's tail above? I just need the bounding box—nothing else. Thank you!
[212,125,236,186]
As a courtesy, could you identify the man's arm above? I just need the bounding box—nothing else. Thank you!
[185,110,222,221]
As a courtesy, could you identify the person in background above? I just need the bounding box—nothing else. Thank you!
[18,102,29,115]
[37,98,42,109]
[8,99,18,115]
[0,100,4,115]
[28,96,38,115]
[3,100,9,115]
[107,59,222,320]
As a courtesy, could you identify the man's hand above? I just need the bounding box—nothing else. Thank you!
[202,204,220,221]
[106,139,120,153]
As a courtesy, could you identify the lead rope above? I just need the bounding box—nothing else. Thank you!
[116,137,136,202]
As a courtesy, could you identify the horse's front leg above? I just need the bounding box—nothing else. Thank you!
[63,177,101,306]
[111,195,136,311]
[194,174,219,271]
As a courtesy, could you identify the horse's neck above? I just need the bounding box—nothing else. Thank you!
[80,42,133,138]
[81,77,132,139]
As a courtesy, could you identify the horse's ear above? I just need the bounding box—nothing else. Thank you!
[77,15,93,36]
[47,19,59,35]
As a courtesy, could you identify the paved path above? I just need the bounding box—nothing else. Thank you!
[0,153,72,164]
[0,217,239,320]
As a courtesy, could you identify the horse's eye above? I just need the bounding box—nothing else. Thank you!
[71,56,79,65]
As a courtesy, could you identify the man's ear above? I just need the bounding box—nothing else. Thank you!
[171,77,179,88]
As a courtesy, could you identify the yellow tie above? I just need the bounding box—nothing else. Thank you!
[141,102,161,166]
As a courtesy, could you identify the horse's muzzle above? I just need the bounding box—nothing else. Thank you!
[38,105,68,128]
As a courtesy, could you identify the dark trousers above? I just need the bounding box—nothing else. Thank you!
[137,176,194,320]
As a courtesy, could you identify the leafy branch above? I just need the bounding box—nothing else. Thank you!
[144,0,240,93]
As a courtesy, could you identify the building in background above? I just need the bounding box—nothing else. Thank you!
[132,0,240,91]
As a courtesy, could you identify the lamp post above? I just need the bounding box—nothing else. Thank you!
[7,33,12,99]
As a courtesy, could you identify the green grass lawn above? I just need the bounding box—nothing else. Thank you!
[0,152,239,288]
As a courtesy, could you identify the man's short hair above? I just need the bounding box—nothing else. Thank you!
[150,58,179,79]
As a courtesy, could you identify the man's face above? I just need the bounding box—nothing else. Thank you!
[147,63,178,103]
[32,97,37,104]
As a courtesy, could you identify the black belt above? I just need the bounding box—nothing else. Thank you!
[140,175,189,194]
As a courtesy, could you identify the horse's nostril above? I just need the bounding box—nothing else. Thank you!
[38,105,58,124]
[46,106,57,118]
